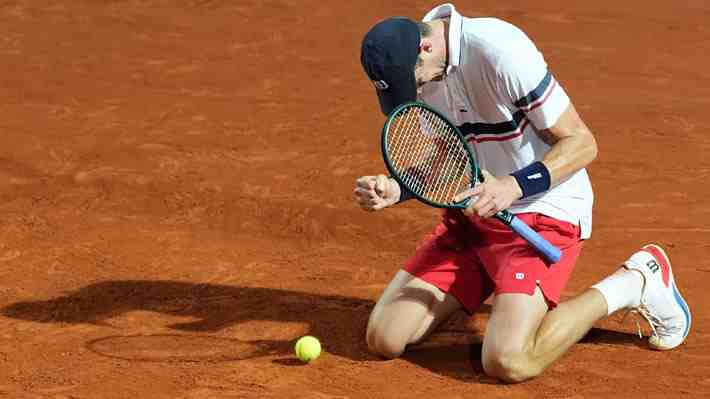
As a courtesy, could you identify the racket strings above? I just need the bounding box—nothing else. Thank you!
[386,107,472,204]
[430,114,465,200]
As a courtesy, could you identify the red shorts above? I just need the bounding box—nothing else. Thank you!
[403,210,583,313]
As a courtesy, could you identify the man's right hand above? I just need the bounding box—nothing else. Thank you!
[353,174,402,211]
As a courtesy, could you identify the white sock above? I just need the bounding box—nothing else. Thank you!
[591,268,645,316]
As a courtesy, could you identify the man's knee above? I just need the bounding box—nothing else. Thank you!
[482,350,542,383]
[366,321,407,359]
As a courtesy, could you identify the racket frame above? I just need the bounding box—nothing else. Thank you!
[382,101,480,209]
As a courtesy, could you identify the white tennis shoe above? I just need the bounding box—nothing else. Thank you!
[623,244,691,350]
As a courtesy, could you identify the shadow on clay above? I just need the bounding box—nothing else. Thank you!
[1,280,644,381]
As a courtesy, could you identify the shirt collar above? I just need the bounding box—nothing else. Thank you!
[422,3,463,74]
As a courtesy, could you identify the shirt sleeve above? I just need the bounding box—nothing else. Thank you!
[494,46,570,130]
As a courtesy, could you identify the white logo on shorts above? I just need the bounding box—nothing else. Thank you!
[515,272,525,280]
[373,80,389,90]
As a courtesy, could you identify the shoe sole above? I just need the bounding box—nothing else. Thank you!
[642,244,692,350]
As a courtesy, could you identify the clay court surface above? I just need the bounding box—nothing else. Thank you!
[0,0,709,398]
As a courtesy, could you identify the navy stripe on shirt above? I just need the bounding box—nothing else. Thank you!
[458,110,526,137]
[513,71,552,108]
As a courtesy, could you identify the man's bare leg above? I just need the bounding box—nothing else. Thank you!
[366,270,462,358]
[482,268,644,383]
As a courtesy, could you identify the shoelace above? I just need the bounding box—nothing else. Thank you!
[625,303,682,340]
[620,308,650,339]
[633,305,659,339]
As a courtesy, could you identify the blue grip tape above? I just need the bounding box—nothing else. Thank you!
[508,216,562,263]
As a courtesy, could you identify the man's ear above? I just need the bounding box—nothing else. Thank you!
[420,40,434,54]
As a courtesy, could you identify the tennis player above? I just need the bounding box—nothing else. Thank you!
[353,3,691,383]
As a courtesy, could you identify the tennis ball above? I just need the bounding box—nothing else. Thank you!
[294,335,321,363]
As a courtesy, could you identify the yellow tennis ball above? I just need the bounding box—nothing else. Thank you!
[294,335,321,363]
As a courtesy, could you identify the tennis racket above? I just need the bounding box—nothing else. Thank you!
[381,101,562,264]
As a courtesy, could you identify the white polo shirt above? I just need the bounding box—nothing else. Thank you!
[419,3,593,239]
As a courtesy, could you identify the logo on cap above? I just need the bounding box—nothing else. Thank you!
[372,80,389,90]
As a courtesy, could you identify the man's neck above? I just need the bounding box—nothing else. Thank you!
[430,18,450,68]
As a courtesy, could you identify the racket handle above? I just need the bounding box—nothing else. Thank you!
[501,214,562,264]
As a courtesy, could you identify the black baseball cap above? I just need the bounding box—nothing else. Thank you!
[360,17,421,116]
